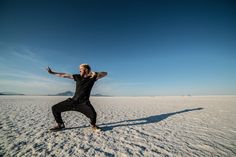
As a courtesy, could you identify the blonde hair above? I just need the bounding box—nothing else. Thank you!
[80,63,91,73]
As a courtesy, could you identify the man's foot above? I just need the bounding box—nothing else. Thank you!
[92,125,101,132]
[50,123,65,132]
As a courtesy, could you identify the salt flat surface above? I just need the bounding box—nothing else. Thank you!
[0,96,236,157]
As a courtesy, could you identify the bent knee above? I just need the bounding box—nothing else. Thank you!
[52,105,58,112]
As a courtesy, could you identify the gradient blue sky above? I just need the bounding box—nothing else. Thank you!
[0,0,236,96]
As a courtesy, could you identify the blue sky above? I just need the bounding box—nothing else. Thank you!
[0,0,236,96]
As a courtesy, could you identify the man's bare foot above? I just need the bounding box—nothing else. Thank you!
[50,123,65,131]
[92,125,101,132]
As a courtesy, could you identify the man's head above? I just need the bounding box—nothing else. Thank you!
[79,64,91,77]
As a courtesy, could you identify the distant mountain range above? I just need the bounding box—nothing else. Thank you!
[56,91,74,96]
[0,91,108,96]
[0,92,25,95]
[47,91,74,96]
[49,91,109,97]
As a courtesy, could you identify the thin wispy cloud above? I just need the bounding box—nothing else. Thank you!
[12,50,37,63]
[0,79,74,95]
[0,66,74,95]
[0,42,49,68]
[1,70,55,82]
[0,43,73,95]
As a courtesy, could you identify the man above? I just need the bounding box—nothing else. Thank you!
[46,64,107,132]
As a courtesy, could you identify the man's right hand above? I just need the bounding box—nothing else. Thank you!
[46,66,73,79]
[46,66,54,74]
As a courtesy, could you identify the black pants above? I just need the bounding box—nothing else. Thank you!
[52,98,97,125]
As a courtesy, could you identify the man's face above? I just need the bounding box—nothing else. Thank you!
[80,66,88,77]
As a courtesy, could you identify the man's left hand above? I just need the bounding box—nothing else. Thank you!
[90,71,97,78]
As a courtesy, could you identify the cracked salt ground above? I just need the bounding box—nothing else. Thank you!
[0,96,236,156]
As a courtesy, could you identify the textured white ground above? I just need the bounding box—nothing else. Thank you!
[0,96,236,157]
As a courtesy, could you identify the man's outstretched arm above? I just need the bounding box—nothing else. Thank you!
[46,67,73,79]
[97,72,108,80]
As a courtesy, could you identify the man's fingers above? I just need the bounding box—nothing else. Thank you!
[47,66,52,71]
[46,66,52,73]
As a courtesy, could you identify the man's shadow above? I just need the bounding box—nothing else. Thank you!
[100,107,203,131]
